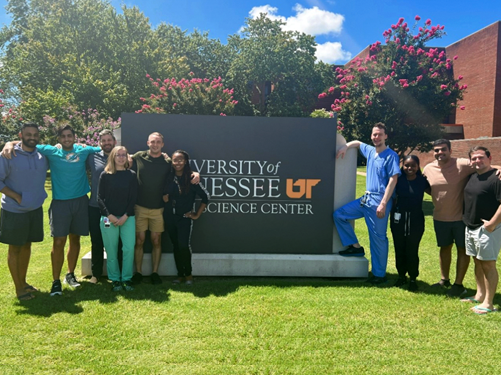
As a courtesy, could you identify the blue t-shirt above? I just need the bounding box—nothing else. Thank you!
[360,143,400,199]
[37,144,101,200]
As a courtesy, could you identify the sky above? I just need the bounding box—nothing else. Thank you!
[0,0,500,64]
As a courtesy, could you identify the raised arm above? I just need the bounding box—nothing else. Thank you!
[336,140,362,159]
[1,140,21,159]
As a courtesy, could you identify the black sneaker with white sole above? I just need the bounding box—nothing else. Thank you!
[339,245,365,257]
[50,280,63,296]
[63,272,81,288]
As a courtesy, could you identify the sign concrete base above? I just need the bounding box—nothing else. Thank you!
[81,251,368,278]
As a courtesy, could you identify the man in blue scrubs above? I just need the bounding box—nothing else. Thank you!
[333,123,400,284]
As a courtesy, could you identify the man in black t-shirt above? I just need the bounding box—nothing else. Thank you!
[462,146,501,314]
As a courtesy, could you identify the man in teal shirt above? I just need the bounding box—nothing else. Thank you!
[3,125,100,296]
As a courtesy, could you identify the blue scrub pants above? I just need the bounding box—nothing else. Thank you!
[333,197,392,277]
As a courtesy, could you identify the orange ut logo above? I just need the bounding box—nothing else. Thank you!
[286,179,321,199]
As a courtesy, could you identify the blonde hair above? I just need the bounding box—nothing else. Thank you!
[104,146,129,174]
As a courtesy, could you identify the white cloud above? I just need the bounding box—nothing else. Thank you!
[315,41,352,64]
[248,5,286,22]
[247,4,344,36]
[245,4,351,63]
[284,5,344,35]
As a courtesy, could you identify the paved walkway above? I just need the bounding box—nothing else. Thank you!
[356,171,367,176]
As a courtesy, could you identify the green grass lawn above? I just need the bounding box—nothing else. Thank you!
[1,175,500,374]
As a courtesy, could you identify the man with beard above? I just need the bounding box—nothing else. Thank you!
[423,139,473,298]
[2,125,101,296]
[87,129,117,283]
[0,123,48,300]
[334,123,401,284]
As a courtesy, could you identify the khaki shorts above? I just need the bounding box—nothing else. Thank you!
[465,224,501,261]
[134,205,164,233]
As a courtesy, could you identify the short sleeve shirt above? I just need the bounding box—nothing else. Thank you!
[360,143,401,200]
[423,158,474,222]
[37,144,101,200]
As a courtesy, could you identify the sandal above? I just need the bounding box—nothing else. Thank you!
[17,292,35,301]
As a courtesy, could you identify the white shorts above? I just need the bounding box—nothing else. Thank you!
[465,224,501,261]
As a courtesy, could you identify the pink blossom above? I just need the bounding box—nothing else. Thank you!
[402,83,409,88]
[339,85,347,89]
[318,93,327,99]
[328,87,335,93]
[415,15,421,21]
[460,106,465,110]
[416,75,423,81]
[453,55,458,60]
[329,112,334,118]
[146,74,150,78]
[425,19,431,25]
[220,113,226,116]
[458,75,463,80]
[440,84,448,90]
[444,91,451,96]
[173,103,177,107]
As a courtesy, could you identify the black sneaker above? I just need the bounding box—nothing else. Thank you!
[150,272,162,285]
[131,272,143,285]
[50,280,62,296]
[408,280,418,292]
[122,281,134,291]
[432,279,451,288]
[63,273,81,288]
[393,277,407,288]
[369,276,387,285]
[447,283,467,298]
[111,281,123,292]
[339,245,365,257]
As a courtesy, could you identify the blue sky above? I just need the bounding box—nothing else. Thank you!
[1,0,500,64]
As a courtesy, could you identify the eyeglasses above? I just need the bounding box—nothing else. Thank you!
[115,154,127,158]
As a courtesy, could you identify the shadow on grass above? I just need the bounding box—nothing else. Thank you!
[165,272,501,303]
[14,280,171,317]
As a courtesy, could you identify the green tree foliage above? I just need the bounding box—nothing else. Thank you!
[228,15,335,117]
[0,0,188,122]
[318,16,466,156]
[0,88,23,145]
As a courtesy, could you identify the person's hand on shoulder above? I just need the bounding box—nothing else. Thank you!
[1,142,16,159]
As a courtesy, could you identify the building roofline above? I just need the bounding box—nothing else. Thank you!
[446,20,501,48]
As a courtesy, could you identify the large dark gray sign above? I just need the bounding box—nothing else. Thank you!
[121,113,336,254]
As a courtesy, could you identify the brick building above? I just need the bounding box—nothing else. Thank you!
[419,21,501,165]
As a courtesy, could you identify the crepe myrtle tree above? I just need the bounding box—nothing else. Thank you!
[39,107,121,145]
[136,73,238,116]
[317,16,467,157]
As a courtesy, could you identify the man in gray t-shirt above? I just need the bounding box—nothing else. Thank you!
[86,130,116,283]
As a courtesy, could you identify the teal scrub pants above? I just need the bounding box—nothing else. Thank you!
[100,216,135,282]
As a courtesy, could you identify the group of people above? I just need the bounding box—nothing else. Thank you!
[0,123,209,300]
[1,121,500,315]
[334,123,501,315]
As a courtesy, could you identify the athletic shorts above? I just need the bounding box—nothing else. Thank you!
[0,207,44,246]
[465,224,501,261]
[134,205,164,233]
[49,195,89,237]
[433,220,465,248]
